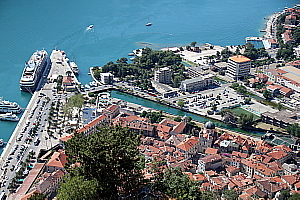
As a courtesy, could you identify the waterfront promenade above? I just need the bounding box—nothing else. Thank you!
[0,49,78,199]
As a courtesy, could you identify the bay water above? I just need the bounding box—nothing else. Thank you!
[0,0,298,143]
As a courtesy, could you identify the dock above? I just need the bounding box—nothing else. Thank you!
[0,49,79,199]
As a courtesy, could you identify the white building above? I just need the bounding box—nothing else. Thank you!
[100,72,114,84]
[180,74,214,92]
[154,67,172,84]
[226,55,251,80]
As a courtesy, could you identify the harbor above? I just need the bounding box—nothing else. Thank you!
[0,49,80,198]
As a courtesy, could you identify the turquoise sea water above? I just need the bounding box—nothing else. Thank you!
[0,0,298,143]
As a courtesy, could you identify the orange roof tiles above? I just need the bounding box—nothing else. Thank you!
[280,86,293,94]
[59,133,74,142]
[177,138,198,151]
[200,154,222,164]
[229,55,251,63]
[205,147,219,155]
[232,151,248,159]
[282,175,298,185]
[193,173,207,181]
[267,150,288,160]
[172,121,186,134]
[46,151,67,168]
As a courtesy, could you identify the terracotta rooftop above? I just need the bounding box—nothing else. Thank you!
[229,55,251,63]
[282,175,298,185]
[46,151,67,168]
[267,150,288,160]
[200,154,222,163]
[59,133,74,142]
[176,138,198,151]
[205,147,219,155]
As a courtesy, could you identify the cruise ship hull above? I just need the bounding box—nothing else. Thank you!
[20,50,49,93]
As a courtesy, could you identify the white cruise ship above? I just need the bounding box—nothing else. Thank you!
[20,50,49,93]
[0,97,22,114]
[0,113,19,122]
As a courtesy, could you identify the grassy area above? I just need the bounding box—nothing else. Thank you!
[183,60,197,66]
[214,76,228,83]
[231,107,260,121]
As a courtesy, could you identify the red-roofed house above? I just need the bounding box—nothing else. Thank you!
[103,104,120,119]
[282,175,299,189]
[205,147,219,155]
[176,137,200,159]
[76,114,108,136]
[35,169,66,198]
[267,150,291,165]
[279,86,293,97]
[62,76,76,91]
[197,154,222,173]
[256,73,269,83]
[45,151,67,173]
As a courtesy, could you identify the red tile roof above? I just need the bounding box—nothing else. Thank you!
[59,133,74,142]
[177,138,198,151]
[205,147,219,155]
[267,150,288,160]
[46,151,67,168]
[200,154,222,164]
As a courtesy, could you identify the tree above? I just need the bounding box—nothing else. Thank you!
[263,90,273,100]
[286,123,300,137]
[28,193,46,200]
[211,103,217,111]
[289,193,300,200]
[174,116,182,122]
[222,189,238,200]
[190,41,197,47]
[238,113,255,128]
[177,99,185,108]
[244,97,251,104]
[57,175,99,200]
[277,102,283,110]
[63,125,144,198]
[280,190,290,200]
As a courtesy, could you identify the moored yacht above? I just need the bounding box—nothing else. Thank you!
[0,113,19,122]
[0,139,4,147]
[0,97,22,114]
[70,61,79,74]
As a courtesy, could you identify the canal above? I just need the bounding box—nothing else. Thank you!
[111,90,265,137]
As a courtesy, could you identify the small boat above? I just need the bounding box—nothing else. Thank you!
[128,52,135,56]
[85,84,91,89]
[89,81,98,87]
[0,112,19,122]
[146,22,152,26]
[70,61,79,74]
[87,25,94,30]
[0,139,4,147]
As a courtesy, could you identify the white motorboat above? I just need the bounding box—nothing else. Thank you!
[0,112,19,122]
[87,25,94,30]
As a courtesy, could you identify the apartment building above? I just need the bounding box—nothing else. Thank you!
[226,55,251,80]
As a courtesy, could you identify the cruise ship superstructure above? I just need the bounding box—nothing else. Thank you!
[20,50,49,93]
[0,97,22,114]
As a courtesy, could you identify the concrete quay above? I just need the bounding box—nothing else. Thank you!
[0,49,78,199]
